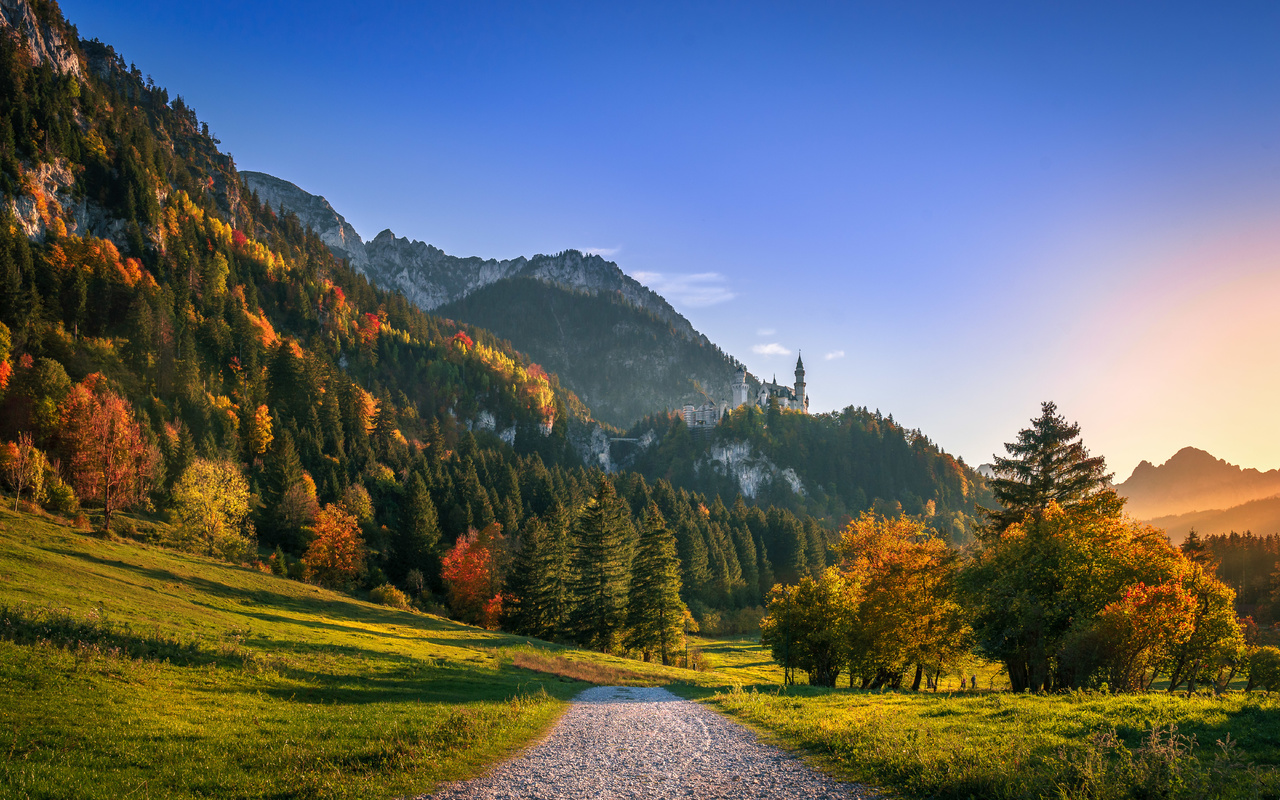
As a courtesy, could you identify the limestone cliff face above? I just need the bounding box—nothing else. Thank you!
[240,171,367,271]
[0,0,83,78]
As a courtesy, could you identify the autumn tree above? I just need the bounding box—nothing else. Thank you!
[441,523,503,628]
[625,504,687,664]
[171,457,251,560]
[984,401,1122,532]
[2,432,42,510]
[836,512,970,690]
[260,430,316,551]
[568,477,633,652]
[59,381,156,530]
[302,503,365,589]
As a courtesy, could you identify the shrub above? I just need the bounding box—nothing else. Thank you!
[370,583,410,610]
[1247,646,1280,692]
[43,476,78,515]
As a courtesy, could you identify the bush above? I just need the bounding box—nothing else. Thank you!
[1247,646,1280,691]
[43,477,78,516]
[370,583,410,610]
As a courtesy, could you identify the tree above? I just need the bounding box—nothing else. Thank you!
[625,504,687,665]
[60,382,156,531]
[2,431,41,510]
[171,458,251,560]
[395,472,441,587]
[441,523,502,628]
[567,477,633,652]
[302,503,365,589]
[760,568,849,687]
[836,512,970,690]
[984,401,1122,532]
[261,430,314,551]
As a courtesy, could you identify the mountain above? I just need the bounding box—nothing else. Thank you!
[1148,496,1280,545]
[1116,447,1280,520]
[240,170,751,427]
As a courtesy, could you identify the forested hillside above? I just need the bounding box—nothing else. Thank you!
[619,404,992,544]
[438,277,750,427]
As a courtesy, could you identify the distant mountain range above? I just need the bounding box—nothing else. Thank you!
[1115,447,1280,543]
[240,171,751,427]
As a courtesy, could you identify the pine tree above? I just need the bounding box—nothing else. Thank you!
[626,504,686,664]
[260,429,309,551]
[396,472,441,588]
[568,477,633,652]
[985,401,1122,533]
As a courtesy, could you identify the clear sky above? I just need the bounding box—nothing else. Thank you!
[59,1,1280,478]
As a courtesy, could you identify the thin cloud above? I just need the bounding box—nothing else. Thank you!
[631,271,736,307]
[752,343,792,356]
[581,246,621,257]
[824,350,845,360]
[757,327,776,336]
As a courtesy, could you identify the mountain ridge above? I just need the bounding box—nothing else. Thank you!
[1116,446,1280,520]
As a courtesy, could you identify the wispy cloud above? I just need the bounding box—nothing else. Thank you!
[581,246,621,257]
[757,327,776,336]
[824,350,845,360]
[631,271,736,307]
[752,342,792,356]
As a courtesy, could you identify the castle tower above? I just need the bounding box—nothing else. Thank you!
[794,352,806,413]
[732,365,749,408]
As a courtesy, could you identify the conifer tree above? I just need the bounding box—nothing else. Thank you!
[568,477,633,652]
[626,504,686,664]
[985,401,1122,533]
[260,429,310,551]
[396,472,441,588]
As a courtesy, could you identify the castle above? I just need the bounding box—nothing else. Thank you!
[683,353,808,430]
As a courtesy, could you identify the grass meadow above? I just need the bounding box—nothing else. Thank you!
[0,504,696,799]
[7,502,1280,799]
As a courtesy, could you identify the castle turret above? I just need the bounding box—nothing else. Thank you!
[732,364,748,408]
[794,352,806,413]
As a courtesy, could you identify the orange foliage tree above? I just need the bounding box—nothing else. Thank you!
[441,523,503,629]
[59,379,157,530]
[302,503,365,588]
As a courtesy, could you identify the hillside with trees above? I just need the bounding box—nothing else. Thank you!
[437,277,751,428]
[618,403,993,544]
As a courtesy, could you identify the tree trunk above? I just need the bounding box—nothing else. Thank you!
[911,663,923,691]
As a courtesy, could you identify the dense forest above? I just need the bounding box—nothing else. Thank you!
[437,276,750,429]
[620,403,992,543]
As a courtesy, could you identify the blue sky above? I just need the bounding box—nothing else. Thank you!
[61,1,1280,477]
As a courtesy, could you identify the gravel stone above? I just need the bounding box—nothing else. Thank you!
[421,685,880,799]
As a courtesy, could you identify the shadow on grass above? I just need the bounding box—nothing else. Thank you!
[0,603,244,668]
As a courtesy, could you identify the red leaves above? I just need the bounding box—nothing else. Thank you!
[302,504,365,588]
[232,229,249,248]
[450,331,473,351]
[441,525,502,629]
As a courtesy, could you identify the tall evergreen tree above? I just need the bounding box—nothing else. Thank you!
[395,472,442,588]
[568,477,633,652]
[984,401,1122,533]
[626,504,687,664]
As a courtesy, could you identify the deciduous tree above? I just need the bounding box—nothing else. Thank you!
[302,503,365,589]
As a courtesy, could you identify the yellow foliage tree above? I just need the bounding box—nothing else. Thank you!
[171,458,252,560]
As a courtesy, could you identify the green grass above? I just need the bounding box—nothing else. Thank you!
[688,678,1280,799]
[0,505,699,799]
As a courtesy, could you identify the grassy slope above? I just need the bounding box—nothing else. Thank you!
[0,506,695,800]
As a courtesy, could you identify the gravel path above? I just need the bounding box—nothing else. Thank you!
[423,685,879,799]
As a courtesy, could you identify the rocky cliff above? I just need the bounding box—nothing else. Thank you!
[0,0,83,77]
[239,171,700,341]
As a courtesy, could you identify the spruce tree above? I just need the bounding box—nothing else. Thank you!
[567,477,633,652]
[985,401,1122,533]
[261,429,306,550]
[625,504,687,665]
[396,472,442,588]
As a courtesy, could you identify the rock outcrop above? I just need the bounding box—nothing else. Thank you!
[0,0,83,78]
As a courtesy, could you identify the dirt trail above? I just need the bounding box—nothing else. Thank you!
[423,685,878,799]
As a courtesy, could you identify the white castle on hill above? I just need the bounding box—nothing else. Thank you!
[683,353,808,431]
